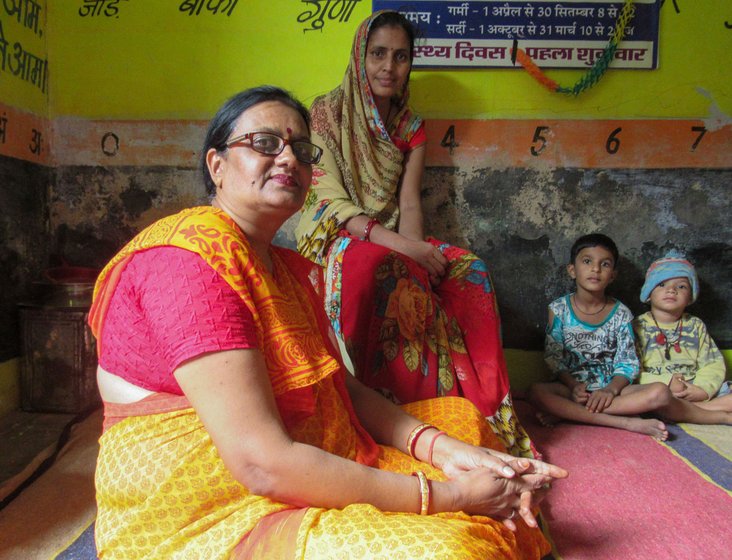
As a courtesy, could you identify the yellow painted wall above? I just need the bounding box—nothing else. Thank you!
[0,0,48,116]
[48,1,731,121]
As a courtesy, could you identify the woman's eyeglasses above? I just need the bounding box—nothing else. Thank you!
[225,132,323,165]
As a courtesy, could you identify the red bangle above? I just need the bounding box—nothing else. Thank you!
[427,431,446,468]
[362,218,379,241]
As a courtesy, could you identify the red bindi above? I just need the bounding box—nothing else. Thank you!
[287,127,292,134]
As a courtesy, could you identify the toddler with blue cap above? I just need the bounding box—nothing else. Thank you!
[639,250,699,304]
[633,250,732,416]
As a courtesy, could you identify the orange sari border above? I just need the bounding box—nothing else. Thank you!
[102,393,191,432]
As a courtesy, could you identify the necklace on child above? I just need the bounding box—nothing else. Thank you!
[572,295,608,316]
[650,312,683,360]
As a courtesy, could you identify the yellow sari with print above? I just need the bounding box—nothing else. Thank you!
[90,207,549,559]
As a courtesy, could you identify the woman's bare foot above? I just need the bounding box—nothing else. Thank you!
[623,417,668,440]
[536,411,561,427]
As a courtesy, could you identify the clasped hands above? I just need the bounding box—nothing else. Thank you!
[431,437,568,531]
[571,382,618,413]
[401,239,448,287]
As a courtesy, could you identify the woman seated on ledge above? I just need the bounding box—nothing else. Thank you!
[295,11,534,458]
[90,86,566,559]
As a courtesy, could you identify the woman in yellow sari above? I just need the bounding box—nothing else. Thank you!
[91,86,566,559]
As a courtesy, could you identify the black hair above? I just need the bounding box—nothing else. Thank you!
[569,233,619,267]
[368,11,417,61]
[200,85,311,197]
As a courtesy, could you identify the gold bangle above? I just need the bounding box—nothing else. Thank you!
[407,423,434,459]
[413,471,430,515]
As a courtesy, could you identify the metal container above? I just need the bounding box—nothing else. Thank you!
[31,281,94,308]
[20,278,100,413]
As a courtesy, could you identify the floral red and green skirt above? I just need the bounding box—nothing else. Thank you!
[323,233,535,458]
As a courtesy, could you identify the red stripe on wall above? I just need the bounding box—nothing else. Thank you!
[0,103,50,166]
[424,119,732,169]
[4,110,729,170]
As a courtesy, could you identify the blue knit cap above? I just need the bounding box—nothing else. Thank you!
[640,250,699,303]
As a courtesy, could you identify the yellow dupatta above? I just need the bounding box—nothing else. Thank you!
[295,10,423,265]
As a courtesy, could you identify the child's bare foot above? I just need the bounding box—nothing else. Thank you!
[536,411,561,427]
[624,417,668,440]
